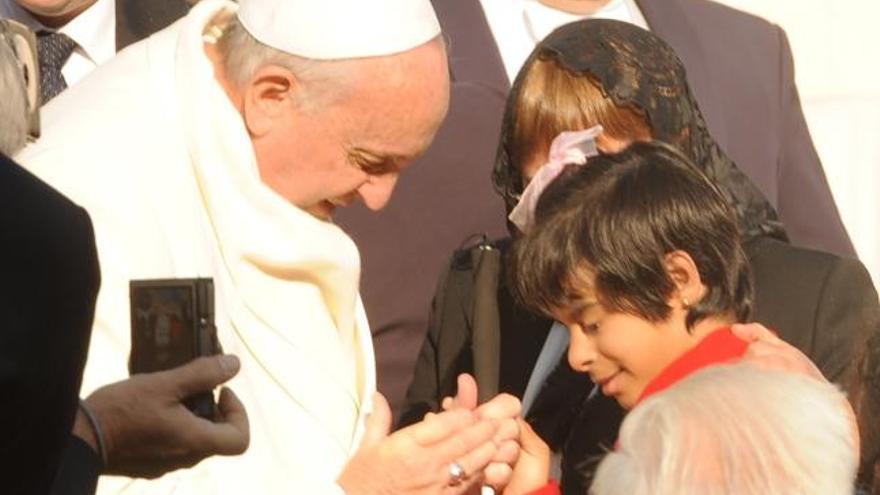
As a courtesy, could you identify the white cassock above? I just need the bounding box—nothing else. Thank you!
[18,0,374,493]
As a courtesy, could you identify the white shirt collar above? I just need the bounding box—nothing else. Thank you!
[480,0,649,83]
[523,0,648,43]
[60,0,115,66]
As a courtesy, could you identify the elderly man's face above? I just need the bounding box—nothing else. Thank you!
[252,39,450,220]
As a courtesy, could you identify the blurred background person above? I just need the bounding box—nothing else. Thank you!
[0,0,191,104]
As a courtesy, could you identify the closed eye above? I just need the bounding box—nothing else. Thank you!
[349,148,403,175]
[359,159,394,175]
[581,321,600,335]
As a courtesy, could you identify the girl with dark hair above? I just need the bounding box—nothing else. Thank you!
[509,140,755,410]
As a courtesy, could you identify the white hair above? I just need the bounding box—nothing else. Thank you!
[215,17,362,112]
[0,38,28,156]
[590,363,857,495]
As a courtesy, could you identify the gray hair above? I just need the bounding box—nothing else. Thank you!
[215,17,361,112]
[0,38,28,156]
[590,363,857,495]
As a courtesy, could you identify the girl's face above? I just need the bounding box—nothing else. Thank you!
[548,248,726,410]
[551,283,699,409]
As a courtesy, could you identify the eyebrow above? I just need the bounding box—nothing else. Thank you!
[561,295,597,320]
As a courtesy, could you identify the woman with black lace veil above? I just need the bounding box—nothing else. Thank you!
[401,18,879,494]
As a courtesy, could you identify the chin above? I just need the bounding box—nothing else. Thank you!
[303,202,335,222]
[616,393,637,411]
[19,0,93,24]
[20,1,79,14]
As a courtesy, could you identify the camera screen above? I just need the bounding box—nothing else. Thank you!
[130,285,197,373]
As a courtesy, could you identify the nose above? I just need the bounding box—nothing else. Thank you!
[357,172,400,211]
[567,325,597,373]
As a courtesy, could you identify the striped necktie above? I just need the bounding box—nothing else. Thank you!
[37,30,77,105]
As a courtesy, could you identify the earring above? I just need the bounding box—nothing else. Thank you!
[682,296,690,309]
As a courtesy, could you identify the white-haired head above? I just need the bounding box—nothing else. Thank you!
[205,1,449,219]
[215,17,364,112]
[590,363,857,495]
[0,38,28,156]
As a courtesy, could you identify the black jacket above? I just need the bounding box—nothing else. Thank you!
[0,155,100,495]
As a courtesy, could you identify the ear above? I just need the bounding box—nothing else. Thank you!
[663,250,705,309]
[241,65,300,138]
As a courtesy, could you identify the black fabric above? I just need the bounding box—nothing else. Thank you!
[37,31,76,104]
[525,356,594,451]
[51,437,101,495]
[559,393,623,495]
[746,236,878,384]
[398,239,554,429]
[0,154,100,494]
[492,19,787,243]
[115,0,190,51]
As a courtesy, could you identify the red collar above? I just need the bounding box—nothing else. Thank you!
[635,327,747,406]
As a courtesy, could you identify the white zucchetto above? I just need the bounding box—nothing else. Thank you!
[237,0,442,60]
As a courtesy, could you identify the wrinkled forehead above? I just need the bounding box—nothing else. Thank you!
[349,42,449,152]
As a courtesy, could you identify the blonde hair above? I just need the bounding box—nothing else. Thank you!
[590,363,857,495]
[512,57,651,168]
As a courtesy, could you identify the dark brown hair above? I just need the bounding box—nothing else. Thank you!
[510,141,752,329]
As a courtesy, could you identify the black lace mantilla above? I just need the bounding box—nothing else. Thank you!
[492,19,787,242]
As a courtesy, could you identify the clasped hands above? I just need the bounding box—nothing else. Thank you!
[339,374,523,495]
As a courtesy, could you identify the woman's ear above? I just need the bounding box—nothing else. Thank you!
[663,250,705,309]
[241,65,299,138]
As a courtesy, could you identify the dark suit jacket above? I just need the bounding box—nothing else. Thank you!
[748,236,878,384]
[51,437,101,495]
[115,0,189,51]
[335,0,855,416]
[0,154,100,495]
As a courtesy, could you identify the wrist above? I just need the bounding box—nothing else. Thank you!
[72,407,99,453]
[75,399,109,469]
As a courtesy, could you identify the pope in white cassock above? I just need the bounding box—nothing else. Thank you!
[17,0,521,493]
